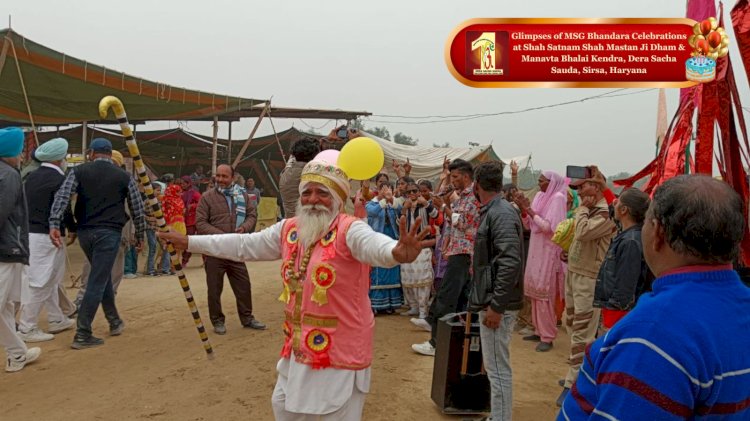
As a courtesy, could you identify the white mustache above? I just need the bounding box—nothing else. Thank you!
[301,204,329,212]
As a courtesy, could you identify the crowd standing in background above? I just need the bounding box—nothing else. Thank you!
[3,128,749,421]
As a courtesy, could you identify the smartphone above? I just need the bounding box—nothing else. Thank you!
[566,165,591,179]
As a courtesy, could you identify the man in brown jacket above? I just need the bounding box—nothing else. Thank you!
[279,137,320,218]
[196,164,265,334]
[558,175,615,405]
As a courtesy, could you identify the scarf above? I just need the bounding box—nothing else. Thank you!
[567,188,580,218]
[530,171,568,235]
[221,183,247,229]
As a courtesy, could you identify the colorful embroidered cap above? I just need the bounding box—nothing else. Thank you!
[299,160,350,203]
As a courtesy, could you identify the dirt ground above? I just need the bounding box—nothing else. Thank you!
[0,246,568,420]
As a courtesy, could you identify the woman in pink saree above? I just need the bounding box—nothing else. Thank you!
[517,171,568,352]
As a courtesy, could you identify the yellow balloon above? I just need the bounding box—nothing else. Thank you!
[719,47,729,57]
[709,17,718,30]
[721,37,730,47]
[688,35,697,47]
[693,24,702,35]
[337,137,385,181]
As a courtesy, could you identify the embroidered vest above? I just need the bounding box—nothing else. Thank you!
[279,214,374,370]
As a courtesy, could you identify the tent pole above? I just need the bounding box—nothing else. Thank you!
[227,121,233,164]
[232,105,269,168]
[82,122,87,154]
[211,116,219,175]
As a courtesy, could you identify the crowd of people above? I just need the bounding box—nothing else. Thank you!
[1,127,749,420]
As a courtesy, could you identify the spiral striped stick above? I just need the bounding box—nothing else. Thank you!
[98,96,214,359]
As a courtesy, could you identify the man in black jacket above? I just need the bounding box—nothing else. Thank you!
[49,138,145,350]
[469,161,524,421]
[0,127,41,372]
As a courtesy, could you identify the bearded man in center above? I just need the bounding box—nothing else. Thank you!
[160,160,427,421]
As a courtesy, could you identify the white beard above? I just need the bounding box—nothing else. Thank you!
[296,203,336,248]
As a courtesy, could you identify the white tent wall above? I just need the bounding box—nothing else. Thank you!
[361,130,503,182]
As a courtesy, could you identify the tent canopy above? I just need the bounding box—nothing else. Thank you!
[361,130,503,181]
[0,29,370,125]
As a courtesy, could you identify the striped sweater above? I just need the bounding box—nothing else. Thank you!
[559,266,750,420]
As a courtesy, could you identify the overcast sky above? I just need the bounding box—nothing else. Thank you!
[5,0,749,176]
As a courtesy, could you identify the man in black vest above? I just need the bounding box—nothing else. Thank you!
[49,138,145,350]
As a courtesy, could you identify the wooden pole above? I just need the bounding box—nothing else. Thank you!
[211,116,219,176]
[81,121,87,154]
[227,121,233,164]
[232,105,269,168]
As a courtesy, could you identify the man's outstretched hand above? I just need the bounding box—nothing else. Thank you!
[392,216,430,263]
[156,229,189,251]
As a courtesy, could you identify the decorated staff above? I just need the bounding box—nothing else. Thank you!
[98,96,214,359]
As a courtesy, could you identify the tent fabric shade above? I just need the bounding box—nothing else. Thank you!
[0,28,267,125]
[361,130,503,181]
[33,126,505,197]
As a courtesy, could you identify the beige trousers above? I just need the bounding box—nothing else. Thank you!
[563,271,600,388]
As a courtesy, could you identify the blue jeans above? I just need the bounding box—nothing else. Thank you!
[479,310,518,421]
[76,228,123,339]
[160,245,171,273]
[124,246,138,275]
[145,230,157,274]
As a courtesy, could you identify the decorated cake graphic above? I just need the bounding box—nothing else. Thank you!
[686,17,729,83]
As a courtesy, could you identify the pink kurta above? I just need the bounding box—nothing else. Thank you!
[523,193,567,301]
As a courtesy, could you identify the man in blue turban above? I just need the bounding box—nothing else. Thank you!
[18,136,76,343]
[0,127,42,372]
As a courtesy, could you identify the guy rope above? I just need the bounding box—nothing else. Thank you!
[99,96,214,359]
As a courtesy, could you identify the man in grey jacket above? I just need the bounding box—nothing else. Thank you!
[0,127,41,372]
[469,161,524,421]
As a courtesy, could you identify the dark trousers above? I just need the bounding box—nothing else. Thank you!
[426,254,471,346]
[204,256,254,326]
[181,225,197,266]
[77,227,123,338]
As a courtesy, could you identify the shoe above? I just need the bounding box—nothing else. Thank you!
[110,321,125,336]
[243,319,267,330]
[558,379,566,388]
[213,323,227,335]
[123,273,137,279]
[17,328,54,343]
[71,335,104,350]
[400,308,419,316]
[411,341,436,356]
[48,318,75,334]
[147,271,158,277]
[410,318,432,332]
[536,342,553,352]
[556,387,570,407]
[523,334,541,342]
[518,326,535,336]
[5,347,41,372]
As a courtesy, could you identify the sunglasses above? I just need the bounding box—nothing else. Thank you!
[406,189,419,194]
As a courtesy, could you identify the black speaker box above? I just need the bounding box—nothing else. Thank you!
[430,312,491,415]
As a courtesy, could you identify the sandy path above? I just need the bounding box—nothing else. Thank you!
[0,246,567,420]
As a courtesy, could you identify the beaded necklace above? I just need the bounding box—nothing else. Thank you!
[287,244,316,289]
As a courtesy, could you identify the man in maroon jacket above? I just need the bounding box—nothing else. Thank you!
[196,164,265,334]
[180,175,201,267]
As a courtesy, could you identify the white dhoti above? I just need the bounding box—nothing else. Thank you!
[0,262,27,359]
[400,248,434,318]
[271,358,369,421]
[19,233,67,332]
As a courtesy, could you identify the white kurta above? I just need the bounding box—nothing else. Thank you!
[188,219,398,417]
